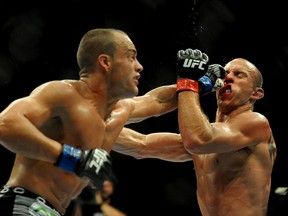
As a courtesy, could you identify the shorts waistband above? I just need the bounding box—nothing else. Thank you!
[1,185,41,197]
[0,185,62,215]
[0,185,55,208]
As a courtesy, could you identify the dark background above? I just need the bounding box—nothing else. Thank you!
[0,0,287,215]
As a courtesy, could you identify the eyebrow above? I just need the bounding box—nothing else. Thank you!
[127,49,137,55]
[126,49,137,57]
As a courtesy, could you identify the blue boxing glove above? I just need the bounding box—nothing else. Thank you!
[55,144,112,189]
[176,48,209,93]
[198,64,226,96]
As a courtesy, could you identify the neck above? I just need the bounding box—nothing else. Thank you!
[216,103,253,122]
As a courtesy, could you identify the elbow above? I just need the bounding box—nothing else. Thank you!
[182,138,202,154]
[0,116,12,141]
[0,114,28,146]
[181,131,213,154]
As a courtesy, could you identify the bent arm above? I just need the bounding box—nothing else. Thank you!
[0,96,62,163]
[178,91,272,154]
[112,127,192,162]
[0,81,105,164]
[126,84,178,124]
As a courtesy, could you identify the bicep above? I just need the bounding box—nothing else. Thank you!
[192,120,266,154]
[0,96,49,124]
[208,123,252,152]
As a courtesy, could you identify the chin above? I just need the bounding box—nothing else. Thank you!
[131,87,139,96]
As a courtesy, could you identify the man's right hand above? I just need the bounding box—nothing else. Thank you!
[176,48,209,93]
[55,144,112,190]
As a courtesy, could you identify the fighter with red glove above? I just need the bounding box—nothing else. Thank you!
[176,48,226,95]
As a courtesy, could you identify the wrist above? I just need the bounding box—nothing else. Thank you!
[176,78,199,93]
[54,144,81,172]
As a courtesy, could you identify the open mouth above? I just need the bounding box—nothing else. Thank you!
[219,84,232,96]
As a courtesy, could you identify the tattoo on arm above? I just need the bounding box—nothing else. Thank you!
[267,135,276,161]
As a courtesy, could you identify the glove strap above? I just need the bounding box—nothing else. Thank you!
[55,144,82,172]
[176,79,199,93]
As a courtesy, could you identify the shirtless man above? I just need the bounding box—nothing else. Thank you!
[113,50,277,216]
[0,28,147,216]
[177,51,277,216]
[0,27,222,215]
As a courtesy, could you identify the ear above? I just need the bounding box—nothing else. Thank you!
[98,54,111,71]
[252,87,264,100]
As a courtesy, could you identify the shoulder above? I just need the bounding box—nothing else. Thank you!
[114,98,135,113]
[232,111,269,127]
[233,111,271,142]
[31,80,79,99]
[244,112,270,127]
[31,80,76,95]
[30,80,81,105]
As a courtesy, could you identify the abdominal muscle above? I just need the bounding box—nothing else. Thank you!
[196,181,253,216]
[194,153,270,216]
[6,155,88,215]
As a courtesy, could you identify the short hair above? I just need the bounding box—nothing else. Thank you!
[76,28,127,75]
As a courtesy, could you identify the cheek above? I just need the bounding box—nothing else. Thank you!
[110,70,128,86]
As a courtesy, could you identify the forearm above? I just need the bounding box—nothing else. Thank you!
[112,127,145,158]
[128,84,177,123]
[146,84,178,115]
[0,115,61,163]
[113,127,191,162]
[178,91,212,153]
[149,83,177,104]
[144,132,192,162]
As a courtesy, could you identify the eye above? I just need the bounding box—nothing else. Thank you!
[131,54,136,60]
[234,71,245,78]
[127,50,137,61]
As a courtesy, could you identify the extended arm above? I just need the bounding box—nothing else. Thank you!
[125,84,178,124]
[113,127,192,162]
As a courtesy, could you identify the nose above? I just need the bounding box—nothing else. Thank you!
[223,73,233,83]
[136,59,144,73]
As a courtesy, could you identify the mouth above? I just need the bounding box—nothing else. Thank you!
[219,84,232,96]
[134,74,141,85]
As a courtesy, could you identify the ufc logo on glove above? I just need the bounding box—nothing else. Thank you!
[182,59,207,70]
[89,149,110,174]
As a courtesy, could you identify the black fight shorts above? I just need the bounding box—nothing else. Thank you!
[0,185,61,216]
